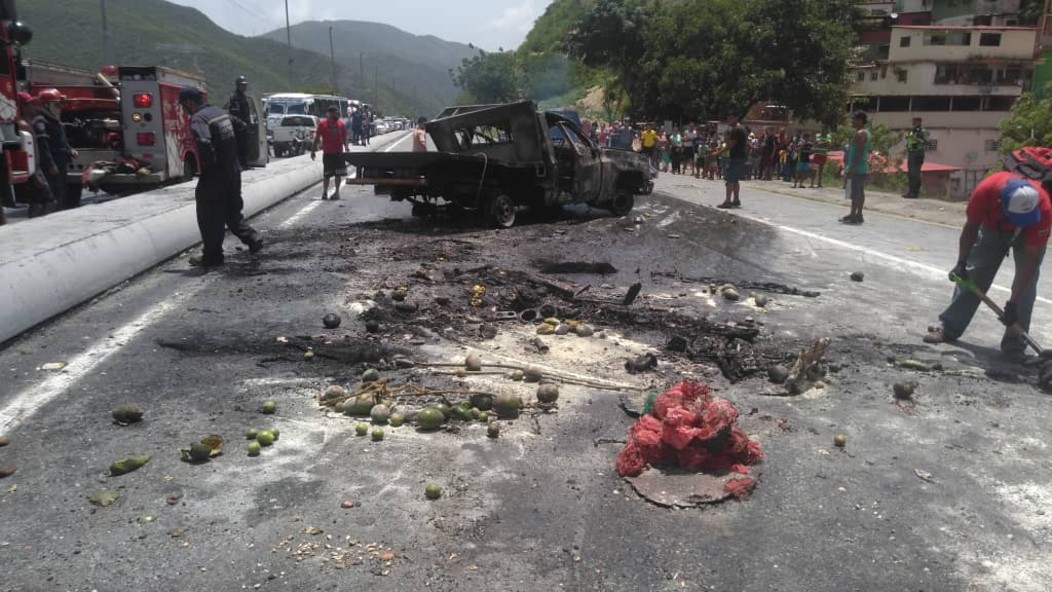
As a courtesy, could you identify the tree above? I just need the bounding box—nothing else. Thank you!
[998,85,1052,157]
[451,51,526,104]
[569,0,859,123]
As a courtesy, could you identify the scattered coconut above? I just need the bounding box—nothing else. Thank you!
[256,431,275,446]
[0,436,9,447]
[322,313,342,329]
[362,368,381,383]
[893,381,917,400]
[424,483,442,500]
[0,466,16,478]
[465,353,482,372]
[507,370,524,382]
[834,434,847,447]
[416,407,446,431]
[850,271,865,282]
[371,427,385,441]
[87,490,119,507]
[186,442,212,463]
[389,413,405,427]
[344,394,375,416]
[536,383,560,407]
[247,441,261,457]
[340,499,356,509]
[355,422,369,436]
[112,404,145,425]
[722,288,741,302]
[469,393,493,411]
[554,324,572,336]
[324,385,347,401]
[109,455,151,476]
[493,394,522,419]
[523,367,543,383]
[768,364,790,385]
[754,294,769,308]
[303,349,315,361]
[244,428,259,440]
[575,324,595,337]
[370,404,391,425]
[487,421,500,438]
[334,401,346,414]
[814,381,826,390]
[365,320,381,334]
[260,400,277,414]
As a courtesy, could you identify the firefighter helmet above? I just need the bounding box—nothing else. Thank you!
[35,88,63,104]
[236,76,248,86]
[178,86,204,104]
[17,91,34,105]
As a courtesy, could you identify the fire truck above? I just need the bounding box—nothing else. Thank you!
[16,61,269,199]
[0,0,33,218]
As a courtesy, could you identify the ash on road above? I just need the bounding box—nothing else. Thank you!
[1,175,1051,592]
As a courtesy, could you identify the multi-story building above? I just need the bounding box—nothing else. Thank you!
[849,0,1041,196]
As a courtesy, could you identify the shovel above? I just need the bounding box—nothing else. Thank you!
[951,272,1050,359]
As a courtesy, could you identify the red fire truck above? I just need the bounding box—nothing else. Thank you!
[0,0,33,219]
[18,61,268,199]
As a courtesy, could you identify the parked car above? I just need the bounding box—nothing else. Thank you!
[344,101,653,227]
[272,115,317,157]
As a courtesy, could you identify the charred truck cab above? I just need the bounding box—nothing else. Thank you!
[344,101,652,228]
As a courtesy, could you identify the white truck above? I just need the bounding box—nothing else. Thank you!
[270,114,316,157]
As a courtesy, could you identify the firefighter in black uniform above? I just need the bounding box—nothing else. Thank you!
[33,88,78,209]
[178,86,263,268]
[226,76,251,169]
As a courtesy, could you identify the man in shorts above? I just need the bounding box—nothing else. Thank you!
[840,111,871,225]
[717,114,748,209]
[311,106,349,200]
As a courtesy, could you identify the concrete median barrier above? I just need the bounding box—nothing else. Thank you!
[0,155,323,344]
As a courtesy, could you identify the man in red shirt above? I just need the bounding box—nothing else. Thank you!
[310,106,349,200]
[923,161,1051,357]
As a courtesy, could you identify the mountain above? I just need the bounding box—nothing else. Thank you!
[261,20,480,113]
[16,0,462,116]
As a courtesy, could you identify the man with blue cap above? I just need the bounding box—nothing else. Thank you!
[923,148,1052,358]
[178,85,263,268]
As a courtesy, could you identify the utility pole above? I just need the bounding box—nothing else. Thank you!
[100,0,114,66]
[329,26,337,95]
[374,65,379,107]
[359,52,364,100]
[285,0,293,87]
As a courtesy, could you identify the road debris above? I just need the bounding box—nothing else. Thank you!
[850,272,864,282]
[785,337,831,395]
[893,381,917,400]
[112,404,145,426]
[425,483,442,500]
[914,468,935,483]
[625,352,658,374]
[616,381,763,504]
[340,499,356,509]
[260,400,277,414]
[0,466,16,478]
[322,313,342,329]
[0,436,9,447]
[87,490,120,507]
[487,421,500,438]
[109,454,151,476]
[834,434,847,447]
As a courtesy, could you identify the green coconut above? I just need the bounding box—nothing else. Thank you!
[344,394,376,416]
[424,483,442,500]
[416,407,446,431]
[370,404,391,425]
[469,393,493,411]
[355,422,369,436]
[536,383,560,407]
[389,413,405,427]
[493,394,522,419]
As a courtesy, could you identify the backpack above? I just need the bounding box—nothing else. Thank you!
[1005,147,1052,183]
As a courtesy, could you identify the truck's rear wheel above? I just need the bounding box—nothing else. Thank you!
[488,194,516,228]
[610,190,634,216]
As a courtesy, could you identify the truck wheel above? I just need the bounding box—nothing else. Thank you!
[610,190,634,216]
[488,194,516,228]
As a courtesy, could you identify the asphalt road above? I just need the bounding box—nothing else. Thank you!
[1,158,1051,592]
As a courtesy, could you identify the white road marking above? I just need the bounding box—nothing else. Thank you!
[382,132,411,152]
[0,286,203,433]
[766,221,1052,306]
[279,199,322,229]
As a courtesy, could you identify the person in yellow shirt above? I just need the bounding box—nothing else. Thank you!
[640,124,658,167]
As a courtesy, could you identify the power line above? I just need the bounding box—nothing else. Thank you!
[221,0,283,31]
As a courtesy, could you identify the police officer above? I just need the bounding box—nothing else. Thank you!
[226,76,251,169]
[903,116,928,199]
[33,88,78,209]
[178,86,263,268]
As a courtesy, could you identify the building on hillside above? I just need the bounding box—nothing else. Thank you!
[849,0,1041,198]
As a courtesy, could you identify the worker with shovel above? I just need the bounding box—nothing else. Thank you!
[923,148,1052,360]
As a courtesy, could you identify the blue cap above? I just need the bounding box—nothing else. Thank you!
[1001,178,1042,228]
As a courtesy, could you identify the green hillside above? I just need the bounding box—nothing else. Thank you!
[17,0,451,116]
[263,20,480,115]
[519,0,593,54]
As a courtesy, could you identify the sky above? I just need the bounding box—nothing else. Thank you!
[168,0,553,51]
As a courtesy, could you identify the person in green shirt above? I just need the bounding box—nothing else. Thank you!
[903,116,928,199]
[840,110,872,225]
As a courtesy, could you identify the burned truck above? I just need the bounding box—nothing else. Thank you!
[344,101,653,227]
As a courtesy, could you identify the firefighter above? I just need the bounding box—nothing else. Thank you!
[178,86,263,268]
[32,88,78,210]
[19,91,55,217]
[226,75,251,169]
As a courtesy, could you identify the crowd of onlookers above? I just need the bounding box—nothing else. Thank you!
[580,118,838,188]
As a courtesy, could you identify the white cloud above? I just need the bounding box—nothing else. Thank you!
[489,0,543,34]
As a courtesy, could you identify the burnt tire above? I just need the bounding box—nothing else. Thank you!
[488,194,516,228]
[610,190,635,216]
